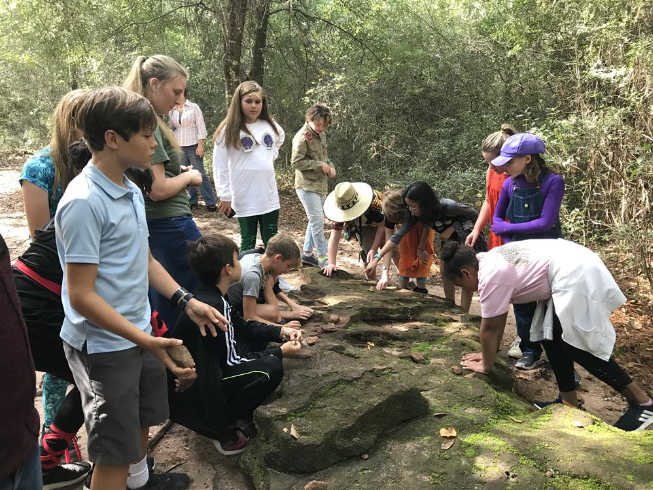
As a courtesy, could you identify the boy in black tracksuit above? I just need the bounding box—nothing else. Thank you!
[169,235,302,455]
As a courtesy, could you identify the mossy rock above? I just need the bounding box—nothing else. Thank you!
[238,268,653,490]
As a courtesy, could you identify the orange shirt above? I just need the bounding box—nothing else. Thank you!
[486,167,508,250]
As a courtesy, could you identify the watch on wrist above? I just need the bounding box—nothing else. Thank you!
[170,287,189,308]
[175,291,195,312]
[374,252,382,261]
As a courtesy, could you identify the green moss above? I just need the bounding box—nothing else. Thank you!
[429,472,442,485]
[630,444,653,465]
[551,475,616,489]
[464,447,476,458]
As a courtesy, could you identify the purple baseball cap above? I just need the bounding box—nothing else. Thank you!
[491,133,546,167]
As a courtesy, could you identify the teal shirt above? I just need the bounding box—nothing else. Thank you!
[20,147,63,218]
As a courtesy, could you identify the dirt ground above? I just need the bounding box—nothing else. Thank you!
[1,151,650,489]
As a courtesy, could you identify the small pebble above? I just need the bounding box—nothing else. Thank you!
[361,453,369,460]
[451,366,463,375]
[329,314,340,323]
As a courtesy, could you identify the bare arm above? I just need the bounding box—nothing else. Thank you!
[242,295,277,325]
[66,262,194,377]
[148,163,201,202]
[21,182,50,238]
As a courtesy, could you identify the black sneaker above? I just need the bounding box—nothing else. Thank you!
[84,457,156,490]
[614,402,653,432]
[533,394,583,410]
[412,287,428,294]
[301,254,319,267]
[43,462,92,490]
[515,351,542,370]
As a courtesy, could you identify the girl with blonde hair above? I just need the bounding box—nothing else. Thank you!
[123,55,204,331]
[212,81,285,251]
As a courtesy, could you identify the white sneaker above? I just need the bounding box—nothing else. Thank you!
[507,337,522,359]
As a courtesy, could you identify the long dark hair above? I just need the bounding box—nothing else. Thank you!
[402,181,441,223]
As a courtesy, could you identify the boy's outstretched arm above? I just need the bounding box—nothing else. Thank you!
[147,250,229,336]
[67,262,194,378]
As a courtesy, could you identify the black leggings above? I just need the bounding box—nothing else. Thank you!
[541,309,632,393]
[13,271,84,434]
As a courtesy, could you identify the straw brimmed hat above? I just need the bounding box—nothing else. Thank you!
[323,182,374,223]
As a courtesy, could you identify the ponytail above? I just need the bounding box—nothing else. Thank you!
[481,124,517,155]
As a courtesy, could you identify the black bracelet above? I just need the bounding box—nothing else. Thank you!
[175,291,195,312]
[170,287,189,308]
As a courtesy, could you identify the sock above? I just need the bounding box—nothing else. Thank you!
[303,251,313,256]
[127,456,149,489]
[639,398,653,407]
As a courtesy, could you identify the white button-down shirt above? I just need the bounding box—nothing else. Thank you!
[168,100,208,147]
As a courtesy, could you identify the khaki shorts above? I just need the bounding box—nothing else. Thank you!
[64,343,168,465]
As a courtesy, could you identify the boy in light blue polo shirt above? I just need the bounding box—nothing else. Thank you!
[55,87,228,490]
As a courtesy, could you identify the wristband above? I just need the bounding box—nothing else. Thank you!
[374,252,382,261]
[170,287,189,308]
[175,291,195,312]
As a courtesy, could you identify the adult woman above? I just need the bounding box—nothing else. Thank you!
[169,89,217,211]
[442,239,652,431]
[123,55,203,331]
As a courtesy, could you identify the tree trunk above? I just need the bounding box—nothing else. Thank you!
[249,0,270,85]
[224,0,249,106]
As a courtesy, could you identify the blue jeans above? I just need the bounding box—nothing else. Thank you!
[0,445,42,490]
[514,302,542,357]
[296,189,328,257]
[147,215,201,334]
[181,145,216,206]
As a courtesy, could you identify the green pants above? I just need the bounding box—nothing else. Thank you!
[238,209,279,251]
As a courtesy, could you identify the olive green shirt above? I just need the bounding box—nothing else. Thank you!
[291,123,333,195]
[144,125,191,219]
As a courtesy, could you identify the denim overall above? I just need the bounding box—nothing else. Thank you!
[506,172,562,357]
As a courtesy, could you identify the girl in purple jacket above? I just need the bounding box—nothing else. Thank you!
[490,133,564,371]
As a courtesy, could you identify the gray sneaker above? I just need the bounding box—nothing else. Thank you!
[515,351,542,370]
[302,254,319,267]
[507,337,522,359]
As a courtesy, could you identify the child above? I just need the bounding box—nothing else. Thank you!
[212,81,285,251]
[380,189,434,292]
[19,90,90,479]
[323,182,387,278]
[55,86,227,490]
[465,124,516,250]
[227,233,310,325]
[123,55,204,334]
[170,235,302,455]
[292,104,336,269]
[365,181,482,312]
[443,239,653,432]
[491,133,564,371]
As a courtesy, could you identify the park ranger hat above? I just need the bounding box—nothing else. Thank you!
[491,133,546,167]
[324,182,374,223]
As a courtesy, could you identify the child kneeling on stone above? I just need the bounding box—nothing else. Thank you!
[228,233,310,325]
[171,235,303,455]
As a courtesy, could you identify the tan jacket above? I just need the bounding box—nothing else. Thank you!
[291,123,333,194]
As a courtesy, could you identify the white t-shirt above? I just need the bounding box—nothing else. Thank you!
[213,119,285,217]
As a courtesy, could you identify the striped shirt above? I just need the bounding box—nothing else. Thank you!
[221,296,251,366]
[168,100,208,147]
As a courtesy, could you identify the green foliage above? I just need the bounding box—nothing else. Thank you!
[0,0,651,275]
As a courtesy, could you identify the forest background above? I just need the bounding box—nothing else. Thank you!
[1,0,651,284]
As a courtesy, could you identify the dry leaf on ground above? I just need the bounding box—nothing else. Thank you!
[441,439,455,450]
[290,424,300,440]
[440,426,457,438]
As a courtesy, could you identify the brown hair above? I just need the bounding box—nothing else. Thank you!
[212,81,279,149]
[522,153,556,185]
[481,124,517,156]
[382,188,410,224]
[50,89,89,191]
[264,232,300,266]
[187,235,239,286]
[123,55,187,152]
[306,104,332,126]
[76,87,158,152]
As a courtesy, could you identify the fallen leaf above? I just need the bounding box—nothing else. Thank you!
[508,416,523,423]
[433,412,447,417]
[290,424,300,440]
[367,287,376,292]
[283,427,288,433]
[545,470,554,478]
[441,439,455,450]
[440,426,457,438]
[367,342,375,347]
[385,286,397,290]
[464,372,475,378]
